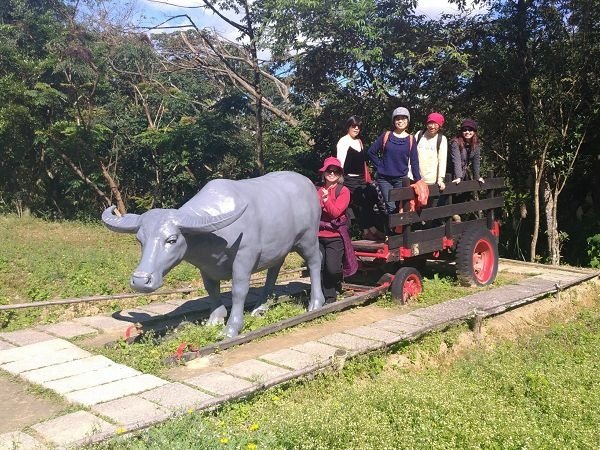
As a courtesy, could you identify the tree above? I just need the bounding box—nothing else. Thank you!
[449,0,600,264]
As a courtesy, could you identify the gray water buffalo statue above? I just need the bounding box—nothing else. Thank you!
[102,171,325,338]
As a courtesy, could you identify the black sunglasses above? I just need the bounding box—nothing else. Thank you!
[462,127,475,132]
[326,168,342,175]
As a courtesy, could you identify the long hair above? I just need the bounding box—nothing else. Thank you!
[454,132,479,152]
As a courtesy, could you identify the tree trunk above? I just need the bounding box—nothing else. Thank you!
[530,162,542,262]
[100,163,126,214]
[244,0,265,175]
[544,181,561,265]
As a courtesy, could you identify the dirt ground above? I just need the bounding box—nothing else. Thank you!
[0,375,68,434]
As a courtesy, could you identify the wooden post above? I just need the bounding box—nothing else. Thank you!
[469,310,484,340]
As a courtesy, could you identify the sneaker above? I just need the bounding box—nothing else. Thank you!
[452,215,461,223]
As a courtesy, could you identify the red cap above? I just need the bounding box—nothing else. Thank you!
[426,112,445,127]
[319,156,344,173]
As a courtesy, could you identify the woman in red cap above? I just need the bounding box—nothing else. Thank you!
[317,156,357,303]
[412,112,448,192]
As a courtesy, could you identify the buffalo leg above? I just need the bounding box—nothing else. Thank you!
[251,259,284,316]
[224,268,252,338]
[296,233,325,311]
[203,273,227,325]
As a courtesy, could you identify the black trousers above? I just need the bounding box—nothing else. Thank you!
[344,176,379,230]
[319,237,344,302]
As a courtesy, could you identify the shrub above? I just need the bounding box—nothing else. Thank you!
[587,234,600,268]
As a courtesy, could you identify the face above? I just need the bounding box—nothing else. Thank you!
[348,124,361,138]
[394,116,409,132]
[426,121,440,134]
[461,127,476,139]
[324,166,342,183]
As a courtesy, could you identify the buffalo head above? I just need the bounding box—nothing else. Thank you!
[102,204,246,292]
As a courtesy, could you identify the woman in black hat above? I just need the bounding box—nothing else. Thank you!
[449,118,485,185]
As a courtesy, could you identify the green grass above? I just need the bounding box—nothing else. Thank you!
[90,301,308,375]
[0,215,303,330]
[90,297,600,450]
[92,271,522,376]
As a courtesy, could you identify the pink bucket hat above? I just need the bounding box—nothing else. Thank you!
[426,112,445,127]
[319,156,344,173]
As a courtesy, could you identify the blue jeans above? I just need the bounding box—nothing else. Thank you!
[377,175,409,214]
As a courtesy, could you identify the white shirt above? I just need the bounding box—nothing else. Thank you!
[410,131,448,184]
[336,134,363,169]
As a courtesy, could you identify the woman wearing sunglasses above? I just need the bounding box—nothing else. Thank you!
[317,157,358,303]
[449,119,485,185]
[336,115,384,240]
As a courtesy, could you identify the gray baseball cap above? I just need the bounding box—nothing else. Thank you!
[392,107,410,122]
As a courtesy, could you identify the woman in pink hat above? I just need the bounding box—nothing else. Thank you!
[317,156,357,303]
[412,112,448,192]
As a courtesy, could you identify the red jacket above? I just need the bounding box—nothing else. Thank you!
[317,183,350,238]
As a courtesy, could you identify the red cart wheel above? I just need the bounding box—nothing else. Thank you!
[390,267,423,304]
[456,228,498,286]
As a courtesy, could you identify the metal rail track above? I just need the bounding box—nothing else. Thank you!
[0,267,307,312]
[163,280,392,365]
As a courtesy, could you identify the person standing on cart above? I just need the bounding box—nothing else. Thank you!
[412,112,448,200]
[448,119,485,220]
[336,115,385,240]
[367,107,421,214]
[449,118,485,185]
[317,157,358,304]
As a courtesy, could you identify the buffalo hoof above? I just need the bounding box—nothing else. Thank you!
[250,304,269,316]
[307,298,324,311]
[223,325,241,338]
[207,305,227,325]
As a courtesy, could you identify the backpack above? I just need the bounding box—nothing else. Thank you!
[415,129,444,152]
[414,129,446,182]
[382,131,415,154]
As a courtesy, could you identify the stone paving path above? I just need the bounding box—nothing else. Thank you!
[0,262,597,449]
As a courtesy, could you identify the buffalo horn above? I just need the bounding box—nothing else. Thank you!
[177,203,248,233]
[101,206,141,233]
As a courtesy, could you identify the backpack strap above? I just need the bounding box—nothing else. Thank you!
[382,131,391,152]
[415,129,425,146]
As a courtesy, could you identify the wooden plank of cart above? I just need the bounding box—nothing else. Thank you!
[352,177,505,303]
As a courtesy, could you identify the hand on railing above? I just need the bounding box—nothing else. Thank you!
[452,178,461,184]
[478,177,485,184]
[437,179,446,191]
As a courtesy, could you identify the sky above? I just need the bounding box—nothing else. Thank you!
[129,0,482,37]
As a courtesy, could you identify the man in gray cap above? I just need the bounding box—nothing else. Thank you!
[367,107,421,214]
